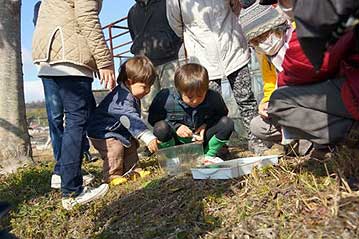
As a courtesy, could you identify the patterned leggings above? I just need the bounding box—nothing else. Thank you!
[208,65,267,152]
[209,65,258,138]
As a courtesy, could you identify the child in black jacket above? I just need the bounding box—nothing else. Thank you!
[148,63,234,164]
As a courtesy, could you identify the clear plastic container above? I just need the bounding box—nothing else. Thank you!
[157,142,204,176]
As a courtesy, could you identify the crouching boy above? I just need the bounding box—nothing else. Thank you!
[87,56,159,186]
[148,63,234,164]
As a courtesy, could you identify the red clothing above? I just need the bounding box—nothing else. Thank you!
[341,53,359,120]
[277,31,355,87]
[277,30,359,120]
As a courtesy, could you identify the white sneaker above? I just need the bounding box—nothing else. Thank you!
[51,174,95,189]
[61,184,109,210]
[202,155,224,165]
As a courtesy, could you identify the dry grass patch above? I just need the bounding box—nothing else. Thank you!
[0,148,359,238]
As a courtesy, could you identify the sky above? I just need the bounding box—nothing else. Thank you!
[22,0,134,102]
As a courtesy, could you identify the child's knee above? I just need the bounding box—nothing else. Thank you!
[219,116,234,134]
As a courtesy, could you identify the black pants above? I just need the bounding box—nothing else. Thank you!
[153,116,234,146]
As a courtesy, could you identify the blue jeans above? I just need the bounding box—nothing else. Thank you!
[41,76,95,197]
[42,78,63,175]
[42,78,94,175]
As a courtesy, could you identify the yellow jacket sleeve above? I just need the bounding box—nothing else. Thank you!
[258,53,277,103]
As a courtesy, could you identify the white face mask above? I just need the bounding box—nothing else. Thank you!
[254,32,285,56]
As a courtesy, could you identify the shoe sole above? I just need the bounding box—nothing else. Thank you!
[78,185,109,206]
[63,185,109,210]
[51,184,61,189]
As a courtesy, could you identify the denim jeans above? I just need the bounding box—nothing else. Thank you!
[42,78,94,175]
[41,76,95,197]
[42,78,63,175]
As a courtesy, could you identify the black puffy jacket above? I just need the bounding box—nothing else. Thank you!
[148,88,229,131]
[128,0,182,66]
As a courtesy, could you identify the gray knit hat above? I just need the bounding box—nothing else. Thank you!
[240,1,287,41]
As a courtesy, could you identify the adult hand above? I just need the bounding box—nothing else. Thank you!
[98,65,116,90]
[258,101,269,119]
[176,125,193,138]
[230,0,242,16]
[193,124,206,142]
[147,139,159,153]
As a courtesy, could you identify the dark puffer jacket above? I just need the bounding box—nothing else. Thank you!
[87,83,149,147]
[128,0,182,66]
[148,88,228,131]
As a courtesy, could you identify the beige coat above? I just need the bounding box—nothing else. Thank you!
[32,0,113,72]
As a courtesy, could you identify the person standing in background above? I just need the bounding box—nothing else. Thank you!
[33,1,41,26]
[33,1,97,168]
[32,0,115,210]
[127,0,182,121]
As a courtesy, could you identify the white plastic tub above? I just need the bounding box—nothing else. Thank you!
[191,155,278,180]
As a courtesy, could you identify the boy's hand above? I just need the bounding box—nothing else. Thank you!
[98,65,116,90]
[147,139,159,153]
[193,124,206,142]
[258,101,269,119]
[176,125,193,138]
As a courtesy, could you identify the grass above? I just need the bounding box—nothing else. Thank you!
[26,108,48,127]
[1,147,359,238]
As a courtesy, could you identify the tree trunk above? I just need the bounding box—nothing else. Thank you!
[0,0,32,174]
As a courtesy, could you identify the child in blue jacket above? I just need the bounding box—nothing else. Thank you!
[148,63,234,164]
[87,56,158,185]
